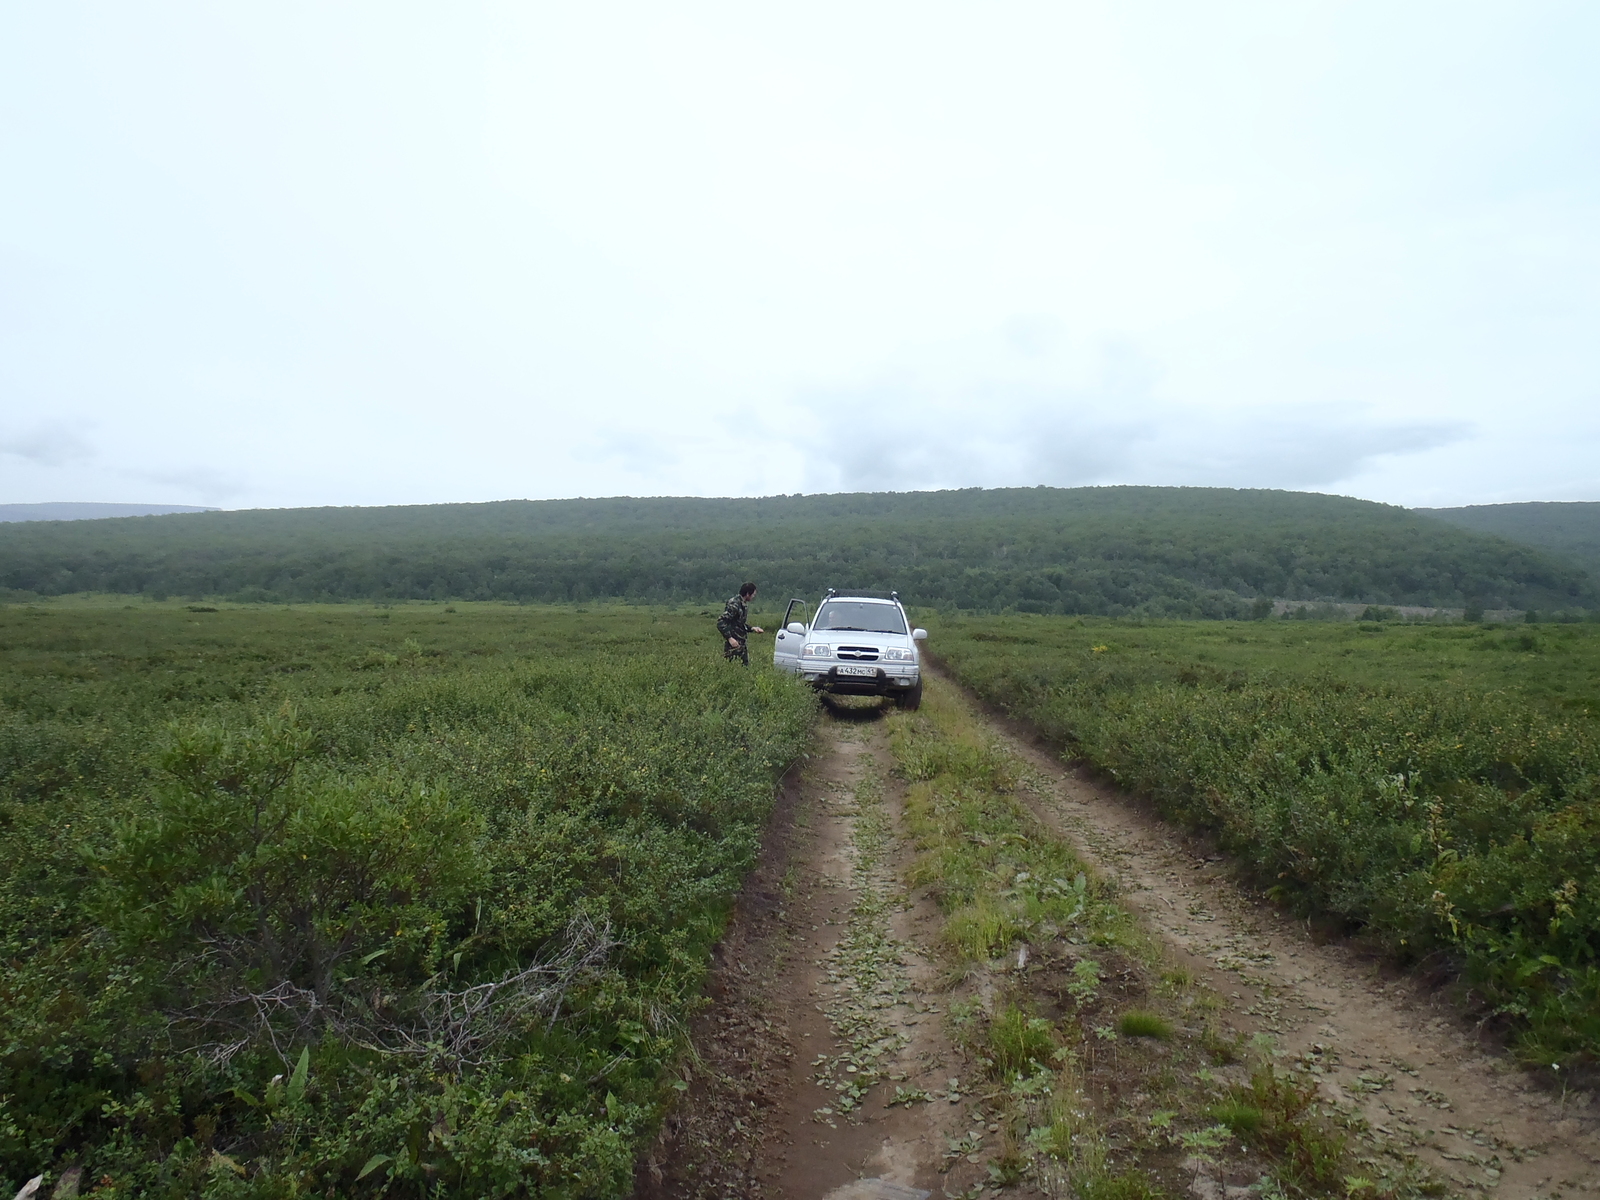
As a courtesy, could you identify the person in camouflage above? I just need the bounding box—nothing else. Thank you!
[717,582,764,665]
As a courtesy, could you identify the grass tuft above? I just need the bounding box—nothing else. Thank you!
[1207,1099,1264,1137]
[1117,1010,1174,1040]
[988,1005,1057,1076]
[945,898,1026,961]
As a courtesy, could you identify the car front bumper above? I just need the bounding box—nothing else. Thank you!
[802,664,919,695]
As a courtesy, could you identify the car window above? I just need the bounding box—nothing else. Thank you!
[815,601,907,634]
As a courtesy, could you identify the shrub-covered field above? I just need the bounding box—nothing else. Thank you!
[0,602,813,1198]
[928,615,1600,1068]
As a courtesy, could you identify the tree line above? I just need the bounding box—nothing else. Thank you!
[1,486,1593,616]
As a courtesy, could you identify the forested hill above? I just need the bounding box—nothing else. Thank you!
[1,487,1594,617]
[1418,501,1600,583]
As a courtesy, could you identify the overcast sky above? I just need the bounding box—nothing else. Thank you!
[2,2,1597,510]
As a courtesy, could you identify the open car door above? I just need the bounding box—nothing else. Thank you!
[772,598,808,673]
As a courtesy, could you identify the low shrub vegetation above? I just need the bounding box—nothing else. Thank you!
[0,603,813,1198]
[929,614,1600,1067]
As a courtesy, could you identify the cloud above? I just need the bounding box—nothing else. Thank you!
[581,429,683,477]
[1002,315,1065,359]
[124,465,253,505]
[791,378,1146,493]
[1140,411,1472,488]
[0,423,94,467]
[792,374,1469,495]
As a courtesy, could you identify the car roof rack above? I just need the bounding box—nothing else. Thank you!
[820,590,902,603]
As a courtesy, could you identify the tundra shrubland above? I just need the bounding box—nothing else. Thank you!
[0,604,813,1198]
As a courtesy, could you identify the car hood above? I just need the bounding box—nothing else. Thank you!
[805,629,913,648]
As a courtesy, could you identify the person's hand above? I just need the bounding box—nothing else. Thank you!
[728,636,741,648]
[751,626,764,634]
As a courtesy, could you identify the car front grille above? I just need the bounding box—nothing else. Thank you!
[835,646,880,660]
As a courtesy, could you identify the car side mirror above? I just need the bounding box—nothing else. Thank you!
[787,622,806,635]
[912,628,927,641]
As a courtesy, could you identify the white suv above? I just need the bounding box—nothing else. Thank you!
[772,590,927,709]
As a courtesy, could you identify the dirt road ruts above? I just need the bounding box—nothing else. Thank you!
[638,700,980,1200]
[644,673,1599,1199]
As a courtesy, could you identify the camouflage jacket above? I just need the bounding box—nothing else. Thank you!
[717,595,750,641]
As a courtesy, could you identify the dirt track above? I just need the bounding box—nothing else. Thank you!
[641,675,1600,1199]
[639,699,989,1198]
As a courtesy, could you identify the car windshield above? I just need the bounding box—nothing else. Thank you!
[815,601,906,635]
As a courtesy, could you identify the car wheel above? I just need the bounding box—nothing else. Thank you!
[895,680,923,711]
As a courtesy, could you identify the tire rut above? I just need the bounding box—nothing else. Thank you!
[639,702,984,1200]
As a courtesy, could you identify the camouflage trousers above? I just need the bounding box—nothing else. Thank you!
[722,638,749,666]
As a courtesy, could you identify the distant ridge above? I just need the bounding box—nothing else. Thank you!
[0,503,219,523]
[1,487,1593,615]
[1418,501,1600,582]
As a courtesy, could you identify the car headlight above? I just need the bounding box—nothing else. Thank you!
[882,647,916,662]
[802,643,834,658]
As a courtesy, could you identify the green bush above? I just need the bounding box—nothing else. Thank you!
[99,718,484,1004]
[0,606,814,1197]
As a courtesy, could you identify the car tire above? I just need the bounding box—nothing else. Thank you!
[895,680,923,711]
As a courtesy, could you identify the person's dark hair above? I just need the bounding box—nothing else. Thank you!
[739,582,757,598]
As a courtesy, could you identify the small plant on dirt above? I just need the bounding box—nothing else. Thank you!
[1249,1032,1280,1058]
[1068,957,1104,1005]
[1026,1119,1073,1160]
[1229,1065,1348,1189]
[1118,1010,1174,1040]
[947,997,986,1057]
[988,1005,1057,1077]
[1346,1070,1393,1095]
[988,1127,1029,1185]
[1199,1023,1239,1065]
[1159,966,1193,993]
[943,1130,984,1171]
[885,1085,931,1107]
[1177,1123,1234,1164]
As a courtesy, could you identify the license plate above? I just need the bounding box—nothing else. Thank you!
[837,664,877,677]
